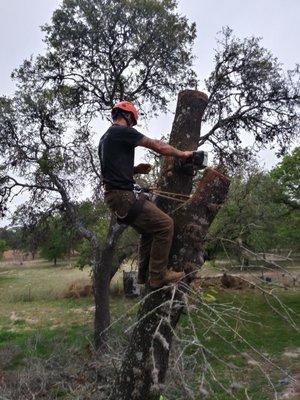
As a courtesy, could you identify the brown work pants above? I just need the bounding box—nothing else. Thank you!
[104,190,174,280]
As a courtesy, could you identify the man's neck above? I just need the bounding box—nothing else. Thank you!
[113,117,128,127]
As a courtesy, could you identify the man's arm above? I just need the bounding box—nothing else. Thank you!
[138,136,193,159]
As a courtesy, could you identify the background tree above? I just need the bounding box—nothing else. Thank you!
[269,147,300,251]
[270,146,300,207]
[200,27,299,168]
[0,227,23,251]
[208,171,284,260]
[15,0,197,118]
[12,206,49,260]
[0,239,8,260]
[39,214,73,265]
[208,150,300,261]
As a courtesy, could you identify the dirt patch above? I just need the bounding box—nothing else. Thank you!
[0,353,115,400]
[197,273,252,290]
[2,250,31,263]
[0,346,22,369]
[283,348,300,359]
[62,281,93,299]
[280,374,300,399]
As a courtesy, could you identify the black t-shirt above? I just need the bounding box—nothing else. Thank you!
[98,125,144,190]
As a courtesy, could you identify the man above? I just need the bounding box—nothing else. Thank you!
[99,101,193,288]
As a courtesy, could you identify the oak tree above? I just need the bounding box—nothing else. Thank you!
[0,0,197,349]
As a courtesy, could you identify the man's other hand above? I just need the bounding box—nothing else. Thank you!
[134,163,152,174]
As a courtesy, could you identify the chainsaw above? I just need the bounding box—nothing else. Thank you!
[176,150,208,176]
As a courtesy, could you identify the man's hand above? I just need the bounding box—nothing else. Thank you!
[180,151,194,159]
[134,163,152,174]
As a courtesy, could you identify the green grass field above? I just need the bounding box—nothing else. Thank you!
[0,259,299,399]
[176,290,300,399]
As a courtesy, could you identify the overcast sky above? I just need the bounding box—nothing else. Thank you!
[1,0,299,94]
[0,0,299,225]
[1,0,299,151]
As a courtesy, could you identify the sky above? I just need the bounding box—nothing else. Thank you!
[0,0,299,225]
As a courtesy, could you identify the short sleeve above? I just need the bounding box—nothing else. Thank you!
[118,127,144,147]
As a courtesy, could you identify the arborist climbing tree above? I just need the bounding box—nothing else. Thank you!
[110,91,230,400]
[99,101,195,288]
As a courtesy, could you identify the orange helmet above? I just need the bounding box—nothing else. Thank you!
[112,101,139,126]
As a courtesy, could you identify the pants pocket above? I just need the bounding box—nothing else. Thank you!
[105,191,136,217]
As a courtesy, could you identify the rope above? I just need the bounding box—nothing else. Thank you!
[170,201,189,215]
[152,190,189,214]
[149,188,191,205]
[150,188,190,199]
[152,192,186,203]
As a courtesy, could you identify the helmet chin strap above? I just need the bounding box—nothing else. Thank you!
[111,109,134,127]
[121,111,134,128]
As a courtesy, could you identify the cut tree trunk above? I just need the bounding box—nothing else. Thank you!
[111,90,230,399]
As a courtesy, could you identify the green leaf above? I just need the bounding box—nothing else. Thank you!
[203,293,216,303]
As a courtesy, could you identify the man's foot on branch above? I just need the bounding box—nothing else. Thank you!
[149,269,185,288]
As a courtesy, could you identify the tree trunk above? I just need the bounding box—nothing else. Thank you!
[93,215,126,350]
[111,90,230,399]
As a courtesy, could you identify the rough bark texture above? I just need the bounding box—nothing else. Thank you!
[157,90,209,215]
[111,90,230,399]
[93,216,126,349]
[169,168,230,277]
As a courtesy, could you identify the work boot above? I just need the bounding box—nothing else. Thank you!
[149,269,185,288]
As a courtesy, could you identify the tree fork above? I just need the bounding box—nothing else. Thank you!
[111,90,230,400]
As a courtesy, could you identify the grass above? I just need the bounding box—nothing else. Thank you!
[0,259,92,303]
[176,290,300,399]
[0,259,135,369]
[0,259,299,399]
[192,291,299,353]
[0,260,94,373]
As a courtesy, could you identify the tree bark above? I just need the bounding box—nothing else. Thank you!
[156,90,209,214]
[111,90,230,399]
[93,215,126,350]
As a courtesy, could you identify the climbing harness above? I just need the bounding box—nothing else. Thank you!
[136,185,191,215]
[116,186,191,226]
[134,185,190,204]
[116,150,208,225]
[116,193,146,225]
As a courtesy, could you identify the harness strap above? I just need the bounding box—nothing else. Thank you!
[116,194,146,225]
